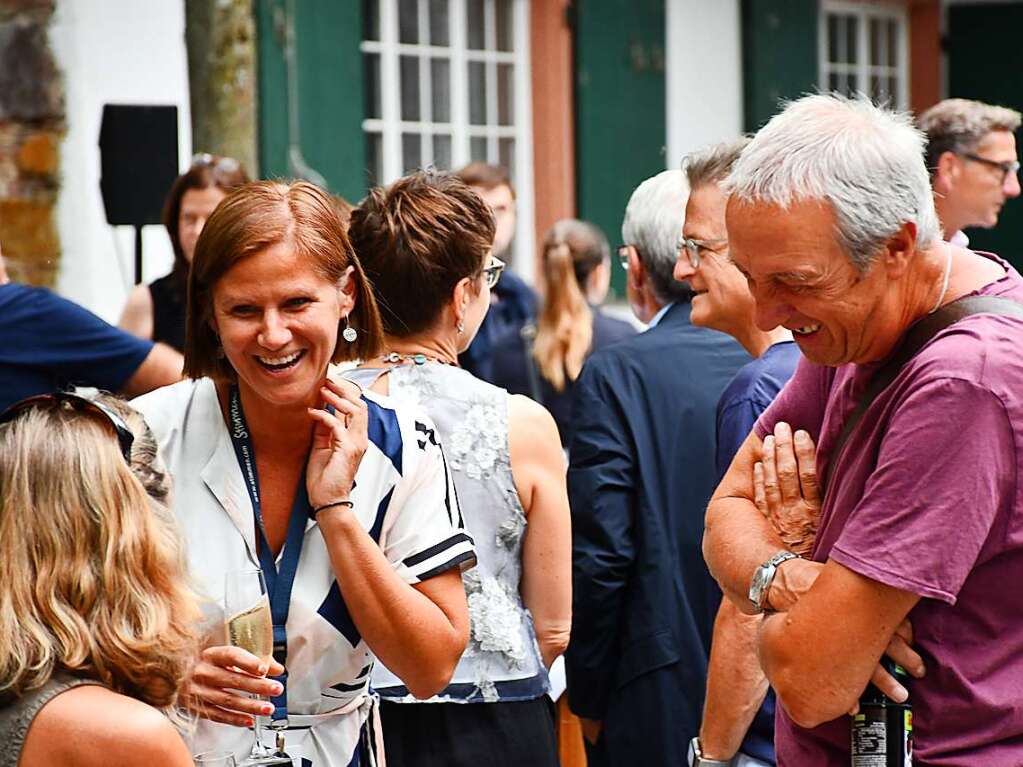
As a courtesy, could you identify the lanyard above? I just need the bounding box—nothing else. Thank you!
[227,385,309,727]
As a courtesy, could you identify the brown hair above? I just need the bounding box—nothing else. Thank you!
[0,400,200,708]
[918,98,1022,173]
[454,162,516,199]
[163,155,249,286]
[684,136,752,190]
[184,180,384,380]
[348,170,496,338]
[533,219,608,391]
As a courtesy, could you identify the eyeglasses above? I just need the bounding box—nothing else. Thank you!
[960,152,1021,184]
[0,392,135,463]
[678,236,729,269]
[190,153,241,174]
[616,245,632,271]
[481,255,506,289]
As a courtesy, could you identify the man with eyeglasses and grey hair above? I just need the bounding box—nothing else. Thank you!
[566,170,749,767]
[918,98,1021,245]
[703,94,1023,765]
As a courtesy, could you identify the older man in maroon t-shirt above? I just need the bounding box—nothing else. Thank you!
[703,94,1023,766]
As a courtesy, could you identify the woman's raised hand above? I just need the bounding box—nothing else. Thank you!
[306,377,369,509]
[181,646,285,727]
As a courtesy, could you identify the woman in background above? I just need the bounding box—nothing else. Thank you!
[0,391,201,766]
[119,154,248,351]
[348,170,571,767]
[492,219,635,447]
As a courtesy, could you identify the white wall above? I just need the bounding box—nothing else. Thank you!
[665,0,744,169]
[50,0,191,323]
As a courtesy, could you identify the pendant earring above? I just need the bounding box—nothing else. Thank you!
[342,314,358,343]
[457,320,465,334]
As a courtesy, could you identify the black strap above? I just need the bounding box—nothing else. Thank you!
[519,322,545,405]
[821,295,1023,494]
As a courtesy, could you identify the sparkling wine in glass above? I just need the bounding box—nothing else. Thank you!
[194,752,238,767]
[224,568,289,766]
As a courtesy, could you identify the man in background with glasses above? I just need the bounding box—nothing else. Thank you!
[918,98,1021,246]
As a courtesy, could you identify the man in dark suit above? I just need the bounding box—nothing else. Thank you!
[566,170,750,766]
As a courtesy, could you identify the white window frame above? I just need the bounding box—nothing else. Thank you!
[361,0,535,282]
[818,0,909,110]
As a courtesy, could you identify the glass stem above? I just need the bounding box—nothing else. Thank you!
[250,695,274,757]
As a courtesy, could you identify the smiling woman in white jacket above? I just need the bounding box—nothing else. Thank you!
[134,180,475,766]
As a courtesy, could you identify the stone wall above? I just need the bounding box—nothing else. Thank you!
[0,0,63,286]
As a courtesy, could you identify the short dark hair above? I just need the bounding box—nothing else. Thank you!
[348,170,496,338]
[453,162,516,199]
[162,155,249,284]
[184,181,383,380]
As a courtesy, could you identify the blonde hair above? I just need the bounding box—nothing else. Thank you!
[533,219,608,391]
[0,401,201,710]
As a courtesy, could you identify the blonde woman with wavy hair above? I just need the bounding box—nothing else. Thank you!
[0,392,201,767]
[496,219,634,447]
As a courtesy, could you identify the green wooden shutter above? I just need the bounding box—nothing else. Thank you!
[742,0,818,132]
[255,0,367,202]
[574,0,666,299]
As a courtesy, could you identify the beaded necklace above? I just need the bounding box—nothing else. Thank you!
[379,351,460,367]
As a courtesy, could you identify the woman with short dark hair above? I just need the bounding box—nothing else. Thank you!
[348,170,571,767]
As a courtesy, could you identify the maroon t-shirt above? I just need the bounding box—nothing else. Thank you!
[755,254,1023,765]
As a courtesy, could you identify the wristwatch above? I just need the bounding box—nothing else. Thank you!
[688,737,732,767]
[748,550,801,614]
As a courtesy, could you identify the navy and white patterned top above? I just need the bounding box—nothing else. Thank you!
[134,377,476,765]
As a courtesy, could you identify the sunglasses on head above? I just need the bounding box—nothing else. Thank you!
[0,392,135,463]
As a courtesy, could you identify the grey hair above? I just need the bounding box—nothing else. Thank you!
[621,169,693,303]
[918,98,1022,172]
[722,93,941,270]
[685,136,752,190]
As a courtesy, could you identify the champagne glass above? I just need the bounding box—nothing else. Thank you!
[224,569,289,766]
[194,752,237,767]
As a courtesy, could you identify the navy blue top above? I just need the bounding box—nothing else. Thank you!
[0,282,153,411]
[566,302,751,757]
[491,307,636,447]
[714,339,800,765]
[458,270,538,383]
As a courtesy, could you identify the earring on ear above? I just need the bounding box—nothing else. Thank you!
[457,319,465,334]
[342,314,358,343]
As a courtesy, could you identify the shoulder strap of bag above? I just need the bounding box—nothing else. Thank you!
[520,322,545,405]
[821,295,1023,494]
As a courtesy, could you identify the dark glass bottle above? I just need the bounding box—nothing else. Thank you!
[850,657,913,766]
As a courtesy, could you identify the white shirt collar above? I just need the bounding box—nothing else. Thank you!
[647,302,675,329]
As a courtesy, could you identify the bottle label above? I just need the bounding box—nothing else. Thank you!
[851,711,887,767]
[903,710,913,766]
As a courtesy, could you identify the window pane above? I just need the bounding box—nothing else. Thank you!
[498,138,514,178]
[470,136,487,161]
[402,133,423,173]
[887,20,898,66]
[399,0,418,44]
[870,19,880,66]
[364,53,381,119]
[846,16,858,65]
[828,71,840,92]
[467,0,485,49]
[888,76,898,103]
[495,0,513,51]
[363,0,380,41]
[365,132,383,187]
[429,0,449,46]
[431,58,451,122]
[433,134,452,169]
[870,73,883,102]
[827,15,838,62]
[468,61,486,124]
[497,63,514,125]
[400,55,421,121]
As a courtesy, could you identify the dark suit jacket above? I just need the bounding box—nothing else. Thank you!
[490,308,637,447]
[565,302,751,764]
